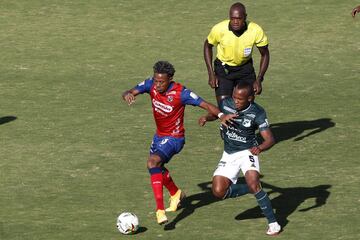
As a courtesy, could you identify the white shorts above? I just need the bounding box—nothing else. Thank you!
[213,150,260,184]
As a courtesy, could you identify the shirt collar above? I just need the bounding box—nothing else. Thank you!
[228,21,248,37]
[237,102,252,113]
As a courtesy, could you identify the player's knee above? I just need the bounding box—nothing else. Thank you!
[248,183,261,194]
[212,185,226,199]
[147,156,162,169]
[245,171,261,193]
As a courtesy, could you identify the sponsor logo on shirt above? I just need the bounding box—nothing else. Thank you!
[225,131,247,143]
[244,47,252,57]
[152,99,173,113]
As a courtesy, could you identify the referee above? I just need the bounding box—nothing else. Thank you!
[204,2,270,104]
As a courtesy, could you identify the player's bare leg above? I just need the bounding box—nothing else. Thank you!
[212,175,232,199]
[212,175,250,199]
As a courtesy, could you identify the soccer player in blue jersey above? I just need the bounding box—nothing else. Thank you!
[198,82,281,236]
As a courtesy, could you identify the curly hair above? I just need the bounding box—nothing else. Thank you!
[153,61,176,77]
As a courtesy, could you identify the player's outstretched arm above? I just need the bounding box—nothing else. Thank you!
[198,113,218,126]
[198,100,237,127]
[352,5,360,17]
[122,88,140,106]
[250,129,275,155]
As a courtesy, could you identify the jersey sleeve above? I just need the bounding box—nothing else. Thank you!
[134,78,153,94]
[254,25,268,47]
[219,98,236,114]
[207,23,221,46]
[181,88,204,106]
[255,109,270,131]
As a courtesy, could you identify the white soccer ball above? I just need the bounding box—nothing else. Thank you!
[116,212,139,235]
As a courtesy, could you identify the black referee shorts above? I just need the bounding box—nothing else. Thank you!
[214,58,256,97]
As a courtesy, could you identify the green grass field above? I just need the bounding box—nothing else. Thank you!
[1,0,359,239]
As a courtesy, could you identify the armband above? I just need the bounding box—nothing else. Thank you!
[217,112,224,119]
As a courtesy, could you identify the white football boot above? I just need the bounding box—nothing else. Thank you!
[266,222,281,236]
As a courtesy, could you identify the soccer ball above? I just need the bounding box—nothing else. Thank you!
[116,212,139,235]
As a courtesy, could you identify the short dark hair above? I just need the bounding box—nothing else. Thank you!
[234,82,254,96]
[153,61,175,77]
[230,2,246,13]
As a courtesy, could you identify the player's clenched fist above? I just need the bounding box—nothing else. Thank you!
[122,91,136,106]
[198,116,207,127]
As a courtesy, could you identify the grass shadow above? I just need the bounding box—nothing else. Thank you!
[134,226,147,234]
[164,179,331,231]
[0,116,17,125]
[235,182,331,229]
[269,118,335,143]
[164,181,220,231]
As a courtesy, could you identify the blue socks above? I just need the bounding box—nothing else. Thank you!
[224,184,250,199]
[255,190,276,223]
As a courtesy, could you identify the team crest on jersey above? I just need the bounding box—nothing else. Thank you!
[167,95,174,102]
[242,118,252,127]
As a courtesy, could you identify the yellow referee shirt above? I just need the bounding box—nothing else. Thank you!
[207,20,268,66]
